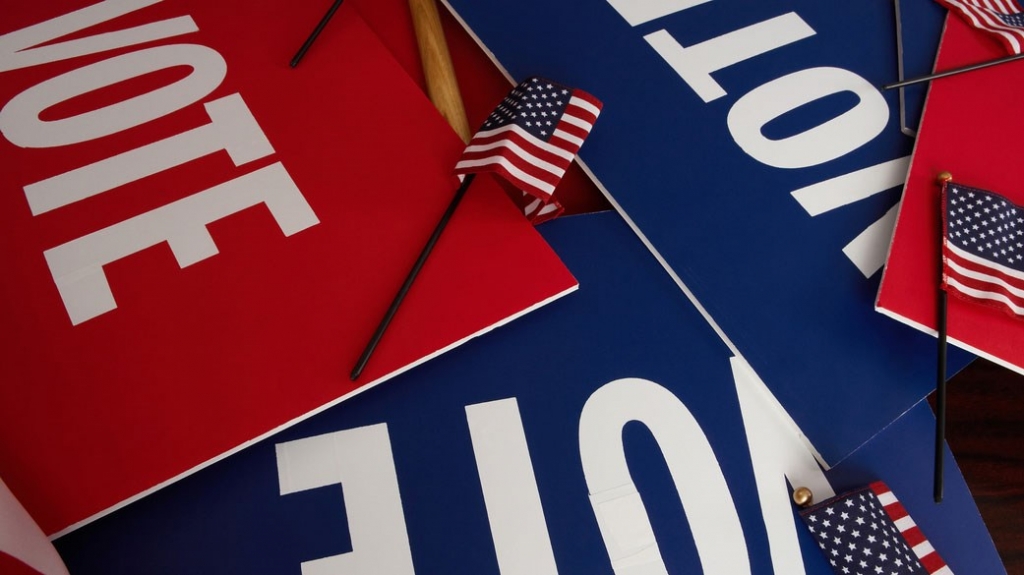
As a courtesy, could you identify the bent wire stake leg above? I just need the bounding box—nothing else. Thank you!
[885,1,1024,93]
[895,0,917,137]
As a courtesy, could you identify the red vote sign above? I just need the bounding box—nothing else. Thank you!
[0,0,576,535]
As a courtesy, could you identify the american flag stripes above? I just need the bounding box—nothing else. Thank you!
[936,0,1024,54]
[870,483,953,575]
[798,482,952,575]
[942,182,1024,318]
[454,77,601,224]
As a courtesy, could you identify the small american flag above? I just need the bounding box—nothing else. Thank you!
[454,77,601,224]
[936,0,1024,54]
[943,181,1024,318]
[798,482,952,575]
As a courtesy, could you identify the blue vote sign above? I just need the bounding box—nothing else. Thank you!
[442,0,972,462]
[53,214,1002,575]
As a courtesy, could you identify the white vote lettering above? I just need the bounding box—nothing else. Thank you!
[605,0,712,27]
[727,67,888,169]
[279,359,834,575]
[606,0,911,274]
[730,357,834,573]
[0,0,197,73]
[791,157,911,277]
[276,424,416,575]
[0,43,226,148]
[842,204,901,278]
[466,398,559,575]
[24,93,273,215]
[791,157,910,217]
[2,3,320,324]
[644,13,815,103]
[579,377,750,575]
[44,162,319,325]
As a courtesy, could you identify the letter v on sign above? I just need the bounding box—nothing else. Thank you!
[790,156,911,278]
[0,0,198,74]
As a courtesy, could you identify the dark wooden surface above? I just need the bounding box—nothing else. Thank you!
[943,359,1024,574]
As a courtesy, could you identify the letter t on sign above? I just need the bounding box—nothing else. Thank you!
[605,0,712,26]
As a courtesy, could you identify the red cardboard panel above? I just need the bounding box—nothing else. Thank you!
[878,14,1024,373]
[0,1,575,535]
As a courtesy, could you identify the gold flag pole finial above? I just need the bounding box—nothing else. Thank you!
[792,486,814,508]
[937,171,953,185]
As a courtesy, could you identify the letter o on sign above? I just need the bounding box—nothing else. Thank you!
[727,67,888,169]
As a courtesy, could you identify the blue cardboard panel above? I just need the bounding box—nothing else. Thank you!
[442,0,971,462]
[53,213,1002,575]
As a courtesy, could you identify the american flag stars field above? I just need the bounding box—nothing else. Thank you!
[799,483,952,575]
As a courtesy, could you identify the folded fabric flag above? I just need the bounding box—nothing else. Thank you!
[0,478,68,575]
[942,180,1024,318]
[798,482,951,575]
[454,76,602,224]
[936,0,1024,54]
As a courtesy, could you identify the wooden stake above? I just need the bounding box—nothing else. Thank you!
[408,0,472,143]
